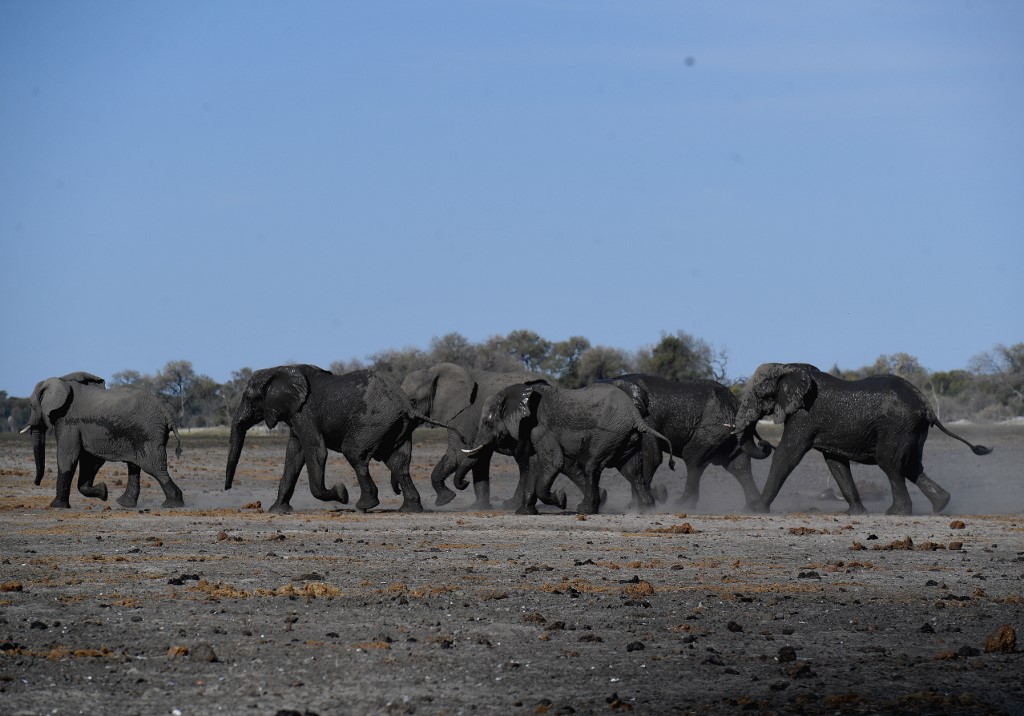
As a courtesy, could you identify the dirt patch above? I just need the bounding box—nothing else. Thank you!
[0,427,1023,713]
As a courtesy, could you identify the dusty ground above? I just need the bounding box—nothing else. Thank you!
[1,423,1022,715]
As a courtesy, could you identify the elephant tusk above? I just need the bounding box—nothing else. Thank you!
[722,423,735,429]
[20,425,31,434]
[461,446,484,456]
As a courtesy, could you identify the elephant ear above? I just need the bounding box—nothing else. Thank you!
[35,377,74,427]
[504,385,542,438]
[430,364,477,423]
[262,366,310,429]
[776,367,815,417]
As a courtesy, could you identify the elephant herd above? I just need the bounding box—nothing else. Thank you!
[22,362,992,516]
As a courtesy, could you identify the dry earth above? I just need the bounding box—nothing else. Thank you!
[1,423,1022,715]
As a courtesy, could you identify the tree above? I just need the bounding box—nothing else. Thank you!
[329,357,366,375]
[545,336,592,387]
[428,332,475,367]
[367,346,430,383]
[156,360,198,426]
[635,330,714,382]
[220,368,254,423]
[474,334,536,373]
[501,329,553,373]
[575,346,632,385]
[970,343,1024,416]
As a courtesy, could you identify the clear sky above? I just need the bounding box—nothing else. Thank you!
[2,1,1022,396]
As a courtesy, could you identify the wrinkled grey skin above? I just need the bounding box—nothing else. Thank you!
[226,365,457,514]
[23,372,184,509]
[733,363,992,515]
[603,374,772,510]
[402,363,543,509]
[464,382,676,515]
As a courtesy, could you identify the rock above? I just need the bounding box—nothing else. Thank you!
[950,520,966,529]
[919,623,935,634]
[777,646,797,663]
[626,641,645,652]
[727,621,743,633]
[984,624,1016,654]
[190,642,218,662]
[784,661,815,678]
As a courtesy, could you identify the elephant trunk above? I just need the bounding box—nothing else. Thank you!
[738,424,773,460]
[30,426,47,485]
[225,419,250,490]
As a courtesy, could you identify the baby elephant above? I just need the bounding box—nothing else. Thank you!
[23,372,184,508]
[463,382,675,514]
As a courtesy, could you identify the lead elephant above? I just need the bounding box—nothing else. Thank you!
[463,382,675,514]
[22,372,184,509]
[226,365,458,513]
[732,363,992,515]
[401,363,543,509]
[603,374,772,510]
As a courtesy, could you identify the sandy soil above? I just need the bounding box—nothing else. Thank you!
[1,423,1022,715]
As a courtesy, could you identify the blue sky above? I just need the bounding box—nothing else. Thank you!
[2,1,1022,396]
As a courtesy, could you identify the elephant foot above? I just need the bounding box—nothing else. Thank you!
[356,495,380,513]
[116,493,138,509]
[433,486,457,507]
[399,499,424,513]
[652,484,668,503]
[268,501,294,514]
[845,502,868,516]
[94,483,109,501]
[515,505,539,516]
[391,474,402,496]
[885,502,913,516]
[468,499,493,511]
[574,501,599,516]
[335,485,350,505]
[49,498,71,509]
[539,489,567,511]
[677,494,699,510]
[453,476,469,491]
[928,489,951,514]
[161,497,185,509]
[747,500,770,514]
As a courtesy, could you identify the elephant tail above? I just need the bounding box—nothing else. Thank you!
[410,410,466,443]
[169,419,183,458]
[931,418,992,456]
[640,424,676,471]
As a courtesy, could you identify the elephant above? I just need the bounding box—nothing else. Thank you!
[602,374,772,510]
[731,363,992,515]
[22,372,184,509]
[462,382,676,515]
[401,363,544,509]
[225,364,458,514]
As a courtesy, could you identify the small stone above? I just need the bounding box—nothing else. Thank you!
[784,661,815,678]
[727,621,743,633]
[190,642,217,662]
[956,645,980,658]
[919,623,935,634]
[949,520,966,529]
[626,641,645,652]
[949,542,963,551]
[777,646,796,663]
[984,624,1016,654]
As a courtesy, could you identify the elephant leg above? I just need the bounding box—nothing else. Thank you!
[431,450,459,506]
[385,440,423,513]
[618,459,654,512]
[303,435,349,508]
[146,445,184,508]
[269,434,306,514]
[751,433,813,513]
[575,464,604,515]
[678,462,708,510]
[822,456,866,515]
[117,463,142,508]
[76,453,108,501]
[51,445,80,509]
[348,457,379,512]
[723,454,764,509]
[911,472,950,513]
[516,458,556,516]
[469,461,493,511]
[881,465,914,515]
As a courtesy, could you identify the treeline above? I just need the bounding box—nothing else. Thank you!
[2,331,1021,431]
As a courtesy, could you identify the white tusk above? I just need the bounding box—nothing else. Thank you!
[722,423,735,429]
[20,425,32,434]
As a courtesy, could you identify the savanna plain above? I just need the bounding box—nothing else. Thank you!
[1,423,1022,715]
